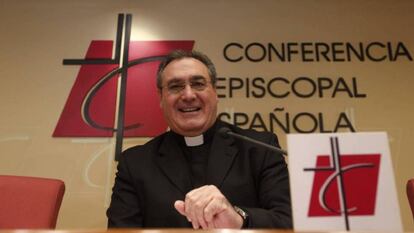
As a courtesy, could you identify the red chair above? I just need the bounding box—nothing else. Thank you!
[407,179,414,220]
[0,175,65,229]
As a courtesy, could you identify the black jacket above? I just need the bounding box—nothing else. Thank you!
[107,120,292,228]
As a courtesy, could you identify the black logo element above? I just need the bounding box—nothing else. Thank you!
[62,14,164,160]
[304,137,375,231]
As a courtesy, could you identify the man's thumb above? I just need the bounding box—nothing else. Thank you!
[174,200,186,216]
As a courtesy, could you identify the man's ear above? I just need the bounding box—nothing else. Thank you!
[214,91,219,104]
[157,89,163,107]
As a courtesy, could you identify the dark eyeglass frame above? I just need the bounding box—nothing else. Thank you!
[162,76,212,94]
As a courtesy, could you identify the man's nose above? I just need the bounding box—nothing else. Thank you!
[181,84,196,99]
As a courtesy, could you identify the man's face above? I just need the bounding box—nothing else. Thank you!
[158,58,218,137]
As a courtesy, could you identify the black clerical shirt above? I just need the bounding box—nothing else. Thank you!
[171,122,218,188]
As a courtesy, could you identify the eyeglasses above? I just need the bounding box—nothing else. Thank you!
[163,78,211,94]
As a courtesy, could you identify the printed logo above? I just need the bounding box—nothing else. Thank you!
[304,137,381,230]
[53,14,194,159]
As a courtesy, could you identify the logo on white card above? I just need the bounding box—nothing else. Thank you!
[304,137,380,230]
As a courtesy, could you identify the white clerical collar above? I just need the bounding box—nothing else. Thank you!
[184,134,204,147]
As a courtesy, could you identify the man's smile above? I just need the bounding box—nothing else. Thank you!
[178,107,201,113]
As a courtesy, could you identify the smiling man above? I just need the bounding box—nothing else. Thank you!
[107,50,292,229]
[158,55,218,137]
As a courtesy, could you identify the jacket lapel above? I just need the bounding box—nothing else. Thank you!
[206,125,238,188]
[155,133,192,195]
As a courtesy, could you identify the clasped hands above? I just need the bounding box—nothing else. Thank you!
[174,185,244,229]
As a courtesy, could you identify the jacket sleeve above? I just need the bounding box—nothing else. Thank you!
[106,150,143,228]
[243,133,293,229]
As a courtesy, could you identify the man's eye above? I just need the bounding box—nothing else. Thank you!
[191,82,206,89]
[168,84,184,92]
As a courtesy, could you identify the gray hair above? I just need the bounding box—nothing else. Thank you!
[156,50,217,90]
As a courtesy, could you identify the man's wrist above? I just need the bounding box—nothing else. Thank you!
[233,206,249,228]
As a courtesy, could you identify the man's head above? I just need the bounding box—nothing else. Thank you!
[157,50,218,137]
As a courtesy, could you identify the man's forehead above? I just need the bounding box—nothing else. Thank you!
[165,57,207,70]
[162,58,210,80]
[166,75,206,83]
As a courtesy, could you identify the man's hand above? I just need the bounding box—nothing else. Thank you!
[174,185,244,229]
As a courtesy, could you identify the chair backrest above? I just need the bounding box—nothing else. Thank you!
[0,175,65,229]
[408,179,414,220]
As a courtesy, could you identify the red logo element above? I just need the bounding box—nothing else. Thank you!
[53,14,195,160]
[308,154,381,216]
[304,137,381,230]
[53,40,194,137]
[54,41,118,137]
[53,14,194,138]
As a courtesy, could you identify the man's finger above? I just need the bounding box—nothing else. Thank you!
[174,200,193,223]
[207,219,215,230]
[191,221,200,229]
[195,203,208,229]
[174,200,186,216]
[203,197,216,222]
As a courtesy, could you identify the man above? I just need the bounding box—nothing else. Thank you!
[107,50,292,229]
